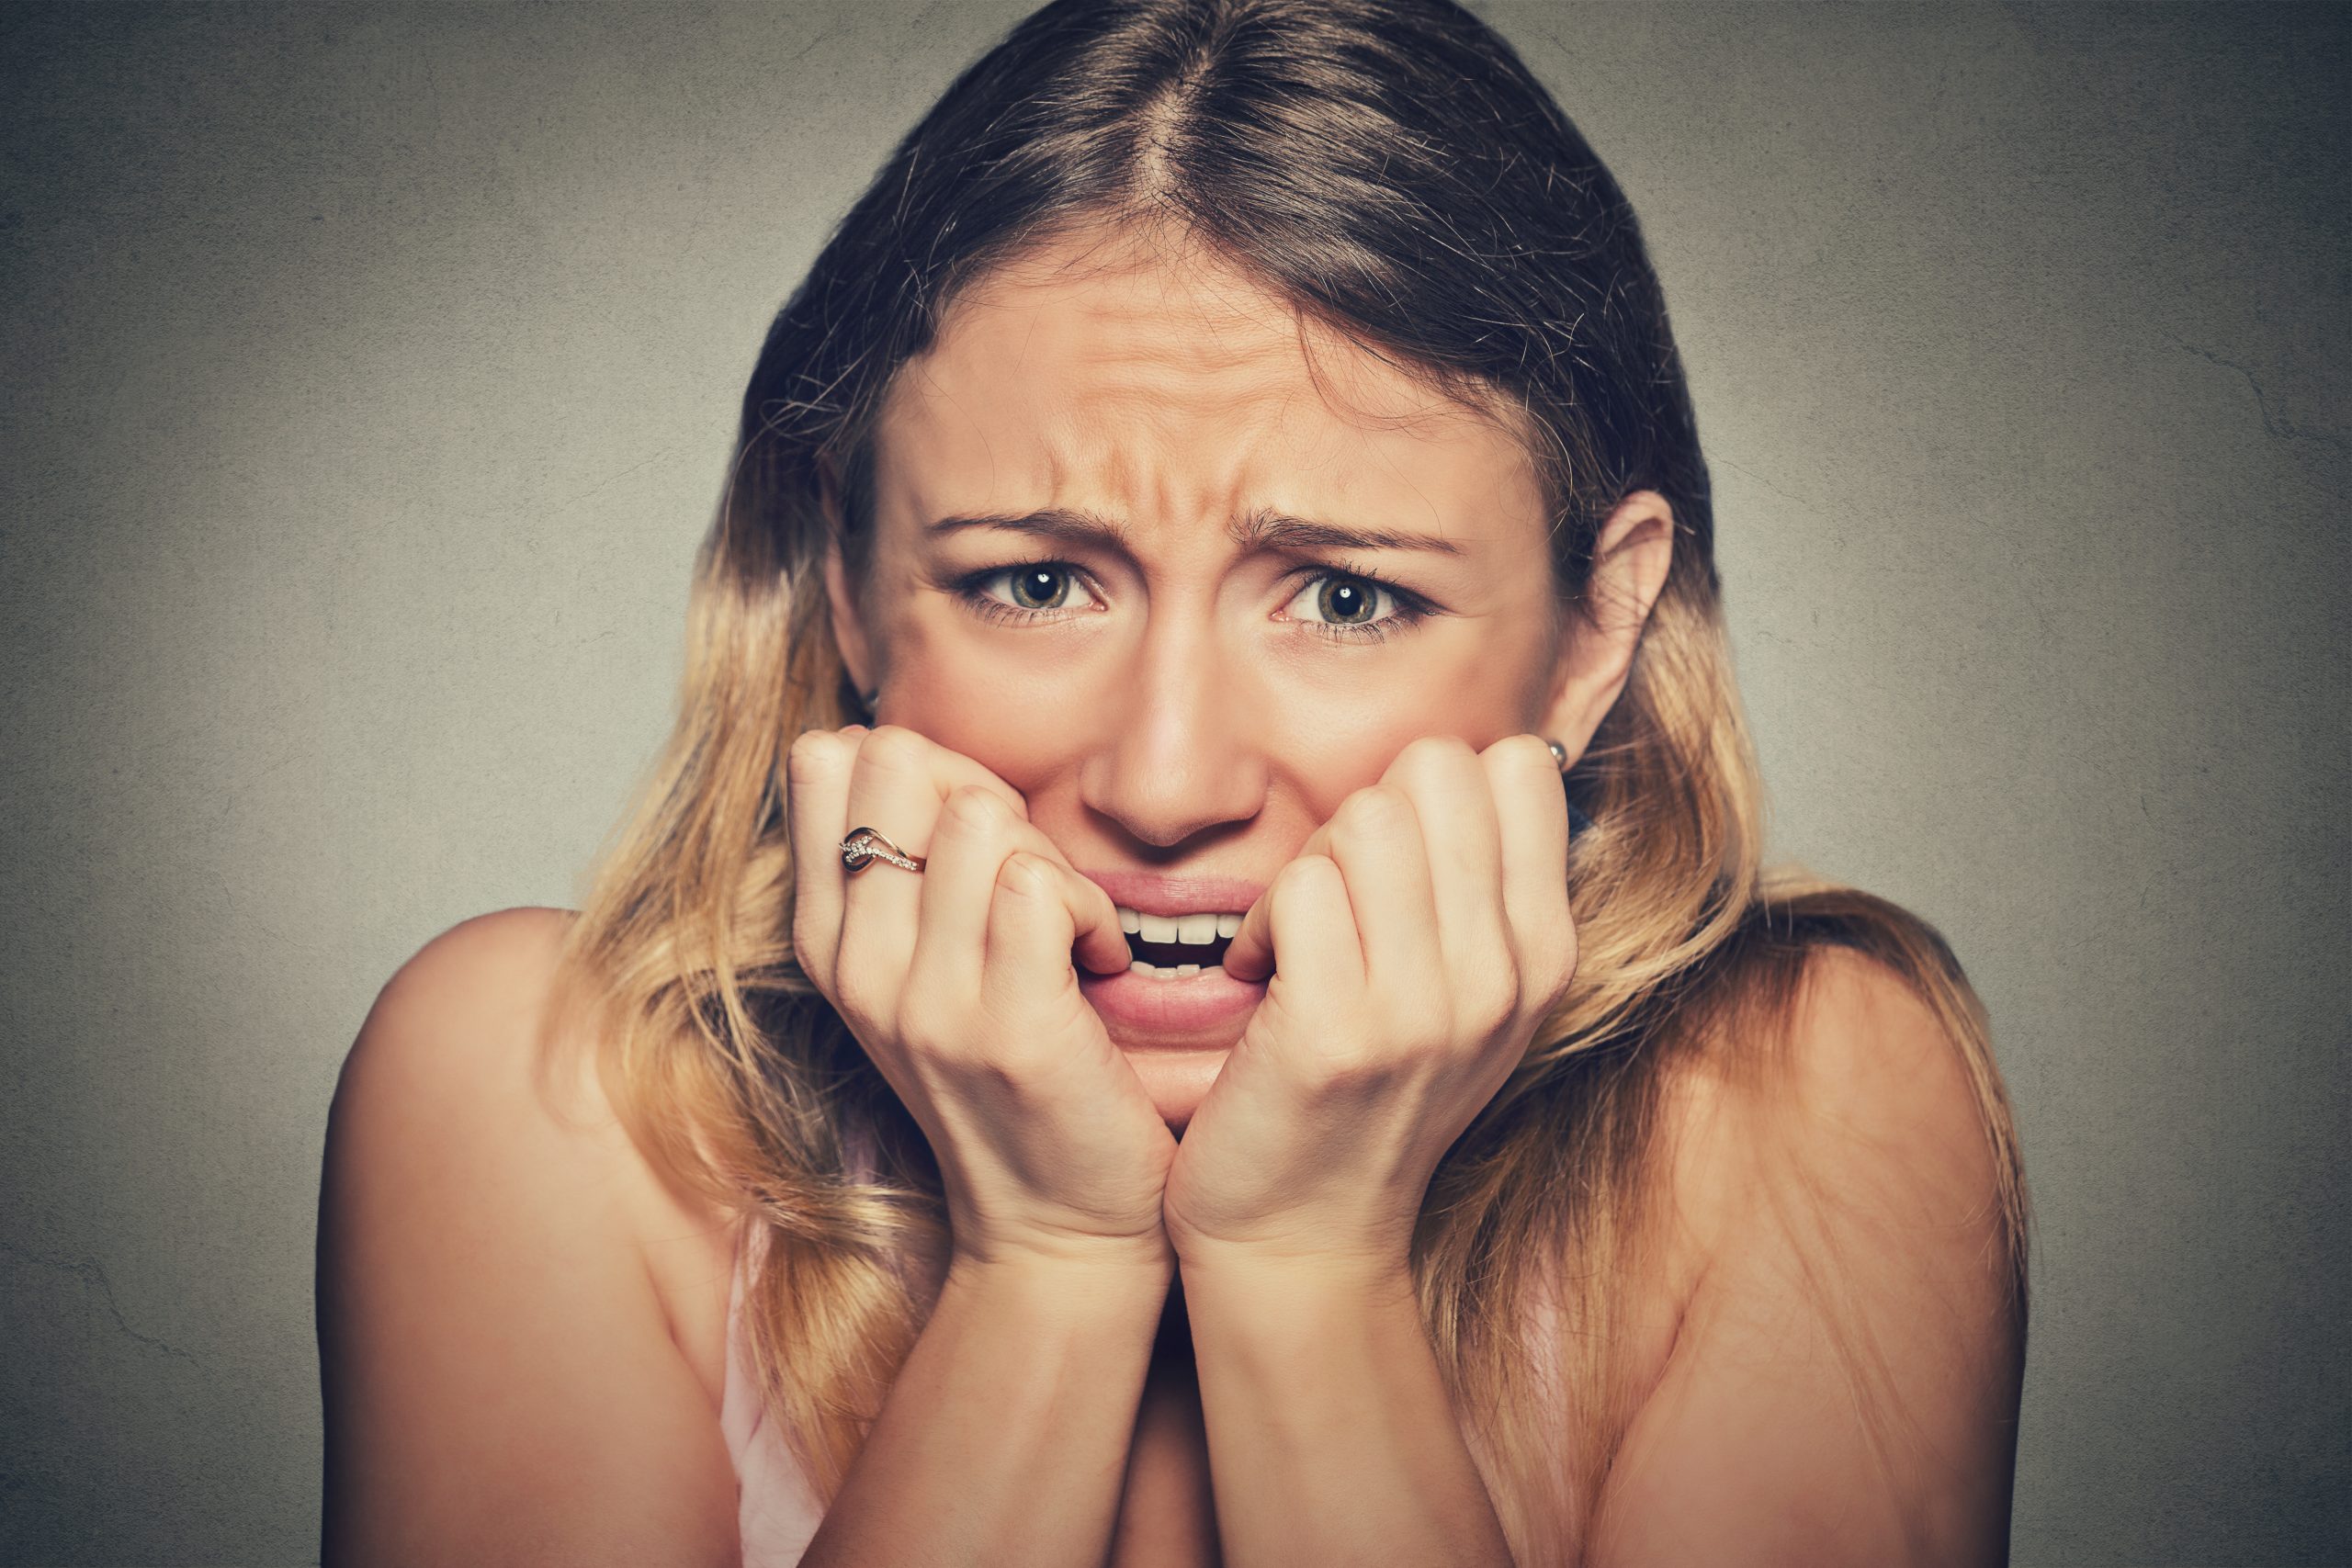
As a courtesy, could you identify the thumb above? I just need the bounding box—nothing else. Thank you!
[1061,867,1137,978]
[1227,822,1333,984]
[1221,895,1273,984]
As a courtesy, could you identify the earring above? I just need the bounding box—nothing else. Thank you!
[1545,737,1594,837]
[857,688,878,717]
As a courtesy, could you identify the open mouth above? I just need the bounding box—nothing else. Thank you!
[1116,907,1243,977]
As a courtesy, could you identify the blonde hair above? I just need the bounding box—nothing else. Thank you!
[544,1,2030,1556]
[544,519,2029,1559]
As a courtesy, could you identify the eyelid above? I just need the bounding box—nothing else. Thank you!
[959,559,1106,615]
[1277,559,1432,622]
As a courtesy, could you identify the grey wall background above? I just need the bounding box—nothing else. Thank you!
[2,2,2343,1563]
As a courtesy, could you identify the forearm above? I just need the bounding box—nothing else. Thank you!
[798,1251,1172,1568]
[1181,1251,1515,1568]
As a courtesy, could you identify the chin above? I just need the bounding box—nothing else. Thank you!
[1121,1045,1230,1135]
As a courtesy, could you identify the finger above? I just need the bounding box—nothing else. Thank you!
[978,852,1097,1047]
[1319,784,1442,1005]
[1227,852,1360,997]
[1385,738,1510,999]
[837,727,1026,1001]
[913,789,1131,1008]
[1222,895,1272,983]
[1482,734,1576,992]
[784,726,864,981]
[1057,855,1136,977]
[906,784,1021,1009]
[1222,818,1331,983]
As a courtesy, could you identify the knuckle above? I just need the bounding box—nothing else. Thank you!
[1489,732,1560,780]
[831,965,885,1027]
[1326,792,1413,858]
[941,783,1012,837]
[1306,1037,1392,1095]
[994,850,1056,897]
[1539,966,1575,1015]
[1385,998,1453,1056]
[1268,852,1338,913]
[985,1034,1058,1085]
[1333,784,1413,837]
[860,724,930,773]
[1457,966,1521,1037]
[786,728,847,787]
[1544,943,1580,1007]
[892,987,955,1055]
[1394,732,1474,775]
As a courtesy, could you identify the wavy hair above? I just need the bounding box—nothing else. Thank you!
[547,0,2030,1557]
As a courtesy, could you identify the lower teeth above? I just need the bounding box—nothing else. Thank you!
[1130,960,1216,980]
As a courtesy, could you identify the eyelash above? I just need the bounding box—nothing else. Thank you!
[951,558,1435,645]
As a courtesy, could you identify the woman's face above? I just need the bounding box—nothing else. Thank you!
[833,225,1576,1130]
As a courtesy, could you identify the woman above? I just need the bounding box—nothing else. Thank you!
[317,0,2030,1562]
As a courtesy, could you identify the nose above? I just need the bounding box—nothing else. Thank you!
[1077,609,1270,850]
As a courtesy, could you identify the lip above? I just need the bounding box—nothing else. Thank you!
[1074,868,1271,1048]
[1078,962,1268,1046]
[1079,868,1267,919]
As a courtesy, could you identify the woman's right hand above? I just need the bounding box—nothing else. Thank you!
[786,722,1178,1272]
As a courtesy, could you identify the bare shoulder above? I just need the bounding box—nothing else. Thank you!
[1661,938,2019,1269]
[334,907,647,1161]
[337,907,580,1125]
[1595,937,2028,1566]
[329,908,645,1254]
[319,907,741,1568]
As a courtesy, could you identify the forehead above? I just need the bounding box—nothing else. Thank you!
[869,226,1545,547]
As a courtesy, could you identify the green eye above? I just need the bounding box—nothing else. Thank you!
[956,559,1102,622]
[1276,565,1435,645]
[1005,566,1070,610]
[1283,570,1415,640]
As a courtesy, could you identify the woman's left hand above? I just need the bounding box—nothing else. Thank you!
[1161,734,1580,1273]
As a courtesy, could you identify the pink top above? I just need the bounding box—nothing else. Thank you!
[720,1219,829,1566]
[721,1123,888,1564]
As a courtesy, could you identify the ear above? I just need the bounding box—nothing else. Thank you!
[1536,489,1676,766]
[816,457,876,699]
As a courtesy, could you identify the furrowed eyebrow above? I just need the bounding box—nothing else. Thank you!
[1228,506,1465,558]
[922,505,1465,558]
[924,508,1133,550]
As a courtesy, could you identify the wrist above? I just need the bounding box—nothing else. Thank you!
[937,1250,1173,1350]
[1176,1245,1429,1391]
[1173,1237,1417,1307]
[946,1233,1177,1295]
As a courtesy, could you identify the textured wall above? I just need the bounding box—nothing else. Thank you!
[2,4,2344,1563]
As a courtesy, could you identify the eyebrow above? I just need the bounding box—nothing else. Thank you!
[922,505,1467,557]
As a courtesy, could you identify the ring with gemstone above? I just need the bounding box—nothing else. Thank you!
[839,827,925,875]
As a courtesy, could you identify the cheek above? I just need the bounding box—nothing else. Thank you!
[880,614,1108,772]
[1261,627,1550,795]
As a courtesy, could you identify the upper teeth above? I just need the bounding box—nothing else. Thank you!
[1115,907,1245,943]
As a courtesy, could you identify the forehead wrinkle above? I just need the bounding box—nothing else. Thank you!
[1017,363,1306,537]
[885,231,1544,562]
[923,243,1456,452]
